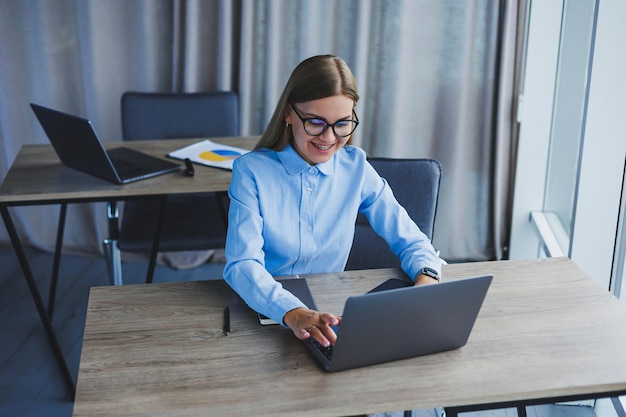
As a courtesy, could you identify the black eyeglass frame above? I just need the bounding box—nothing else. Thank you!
[289,104,360,138]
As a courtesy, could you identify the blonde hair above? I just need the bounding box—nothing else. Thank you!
[255,55,360,151]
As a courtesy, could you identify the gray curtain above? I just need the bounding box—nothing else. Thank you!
[0,0,521,263]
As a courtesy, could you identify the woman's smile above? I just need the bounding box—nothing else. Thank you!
[286,95,354,165]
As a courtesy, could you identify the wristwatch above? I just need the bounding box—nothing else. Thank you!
[417,266,440,282]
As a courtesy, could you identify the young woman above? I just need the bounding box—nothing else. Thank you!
[223,55,441,348]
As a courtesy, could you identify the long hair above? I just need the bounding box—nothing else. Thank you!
[255,55,360,151]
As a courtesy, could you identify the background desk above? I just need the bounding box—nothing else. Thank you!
[73,258,626,417]
[0,137,257,203]
[0,136,257,397]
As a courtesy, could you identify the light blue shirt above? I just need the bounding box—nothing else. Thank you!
[224,143,441,325]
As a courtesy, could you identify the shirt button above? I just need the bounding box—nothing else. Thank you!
[306,226,311,231]
[309,168,315,174]
[306,187,312,193]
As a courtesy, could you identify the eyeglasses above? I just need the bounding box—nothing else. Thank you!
[290,105,359,138]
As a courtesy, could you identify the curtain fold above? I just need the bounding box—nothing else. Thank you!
[491,0,526,261]
[0,0,519,262]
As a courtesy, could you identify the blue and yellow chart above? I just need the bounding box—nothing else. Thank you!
[168,139,249,170]
[199,148,243,162]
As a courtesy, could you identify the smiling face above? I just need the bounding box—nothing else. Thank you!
[285,95,355,165]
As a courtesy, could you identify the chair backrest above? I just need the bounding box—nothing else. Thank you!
[121,91,239,141]
[345,158,442,271]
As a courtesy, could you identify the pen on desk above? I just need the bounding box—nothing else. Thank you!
[223,306,230,335]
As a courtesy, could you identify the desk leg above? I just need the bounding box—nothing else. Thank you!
[611,397,626,417]
[445,405,527,417]
[47,203,67,320]
[0,206,76,399]
[145,196,168,284]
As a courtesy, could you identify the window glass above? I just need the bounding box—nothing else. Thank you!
[543,0,596,244]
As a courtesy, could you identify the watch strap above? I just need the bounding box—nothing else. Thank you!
[418,266,440,281]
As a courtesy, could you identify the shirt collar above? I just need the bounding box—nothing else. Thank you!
[278,143,335,176]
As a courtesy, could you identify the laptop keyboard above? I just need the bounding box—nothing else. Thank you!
[111,158,152,178]
[311,339,334,361]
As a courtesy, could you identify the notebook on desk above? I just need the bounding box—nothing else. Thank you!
[302,274,493,372]
[30,103,181,184]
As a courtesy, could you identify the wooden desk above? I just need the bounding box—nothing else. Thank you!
[0,137,257,204]
[73,258,626,417]
[0,136,258,397]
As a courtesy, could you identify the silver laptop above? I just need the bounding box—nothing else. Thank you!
[30,103,181,184]
[304,274,492,372]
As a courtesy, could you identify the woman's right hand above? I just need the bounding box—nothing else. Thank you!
[283,307,341,347]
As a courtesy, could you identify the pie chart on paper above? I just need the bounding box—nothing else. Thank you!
[168,139,249,170]
[199,149,243,162]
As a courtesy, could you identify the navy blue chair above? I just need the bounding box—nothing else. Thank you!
[121,91,238,140]
[345,158,442,271]
[112,91,238,283]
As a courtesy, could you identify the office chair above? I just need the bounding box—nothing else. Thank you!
[345,159,524,417]
[345,158,444,417]
[104,91,239,284]
[345,158,442,271]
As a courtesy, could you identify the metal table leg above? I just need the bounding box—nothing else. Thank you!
[445,404,526,417]
[145,196,168,284]
[1,206,76,399]
[47,203,67,320]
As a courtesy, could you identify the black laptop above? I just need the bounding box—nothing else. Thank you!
[303,274,493,372]
[30,103,181,184]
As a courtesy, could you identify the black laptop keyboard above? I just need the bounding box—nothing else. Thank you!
[311,339,334,360]
[111,158,152,178]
